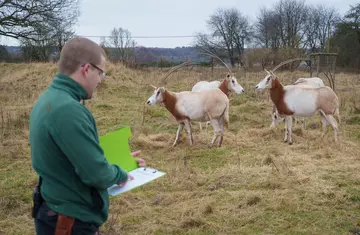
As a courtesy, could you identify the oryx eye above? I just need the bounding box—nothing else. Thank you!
[156,91,160,96]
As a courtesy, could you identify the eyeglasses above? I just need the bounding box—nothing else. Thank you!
[82,63,107,79]
[90,63,107,79]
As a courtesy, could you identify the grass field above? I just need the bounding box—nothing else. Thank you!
[1,62,360,235]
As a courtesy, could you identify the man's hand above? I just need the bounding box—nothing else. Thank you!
[132,150,146,167]
[116,150,145,187]
[117,172,133,187]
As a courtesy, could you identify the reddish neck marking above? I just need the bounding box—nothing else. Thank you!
[270,79,294,115]
[162,90,188,121]
[218,79,229,97]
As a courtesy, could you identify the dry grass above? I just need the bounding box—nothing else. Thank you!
[1,62,360,235]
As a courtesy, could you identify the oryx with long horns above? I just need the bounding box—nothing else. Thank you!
[146,61,230,147]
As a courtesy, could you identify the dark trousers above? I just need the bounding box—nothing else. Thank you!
[34,203,100,235]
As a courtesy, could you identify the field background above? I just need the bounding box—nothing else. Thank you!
[1,62,360,235]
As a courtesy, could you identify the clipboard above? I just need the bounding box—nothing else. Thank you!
[99,126,166,196]
[107,167,166,196]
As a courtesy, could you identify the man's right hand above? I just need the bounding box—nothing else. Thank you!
[116,172,133,187]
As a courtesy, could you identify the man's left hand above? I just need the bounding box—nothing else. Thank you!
[131,150,146,167]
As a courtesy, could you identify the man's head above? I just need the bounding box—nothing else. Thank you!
[58,37,107,99]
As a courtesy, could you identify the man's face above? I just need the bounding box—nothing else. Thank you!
[82,57,106,99]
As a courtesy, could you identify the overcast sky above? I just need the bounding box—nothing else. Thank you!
[0,0,358,48]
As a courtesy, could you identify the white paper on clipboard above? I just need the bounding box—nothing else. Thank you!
[107,167,166,196]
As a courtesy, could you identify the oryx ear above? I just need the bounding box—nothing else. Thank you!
[150,84,157,89]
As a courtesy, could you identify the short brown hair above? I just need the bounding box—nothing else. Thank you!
[58,37,106,75]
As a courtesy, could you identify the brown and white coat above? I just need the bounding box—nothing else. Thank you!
[255,70,340,144]
[146,86,230,147]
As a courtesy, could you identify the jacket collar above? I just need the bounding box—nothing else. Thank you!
[51,72,88,101]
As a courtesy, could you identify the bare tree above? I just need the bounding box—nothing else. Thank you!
[254,0,309,67]
[105,27,137,63]
[255,7,273,48]
[232,12,253,66]
[193,32,223,56]
[20,35,54,62]
[0,0,79,42]
[195,7,252,67]
[255,7,282,51]
[255,0,309,49]
[50,0,80,53]
[0,44,11,61]
[304,6,321,52]
[273,0,308,48]
[305,5,340,52]
[17,0,80,62]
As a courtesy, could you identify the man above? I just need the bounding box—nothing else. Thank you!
[29,37,145,234]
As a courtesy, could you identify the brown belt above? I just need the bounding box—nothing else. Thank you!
[54,214,75,235]
[43,201,74,235]
[45,203,99,235]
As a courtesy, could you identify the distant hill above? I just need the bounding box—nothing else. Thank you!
[108,46,207,63]
[4,45,208,63]
[5,46,22,55]
[135,46,202,62]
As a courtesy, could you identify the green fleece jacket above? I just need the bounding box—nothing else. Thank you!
[29,72,128,226]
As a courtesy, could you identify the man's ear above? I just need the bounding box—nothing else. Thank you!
[81,64,90,76]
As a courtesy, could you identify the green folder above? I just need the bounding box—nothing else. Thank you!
[99,126,138,172]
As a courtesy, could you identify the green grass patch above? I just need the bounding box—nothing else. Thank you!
[188,148,233,170]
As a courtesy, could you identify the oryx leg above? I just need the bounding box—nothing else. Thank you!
[184,119,193,145]
[173,122,184,146]
[320,113,327,138]
[209,119,221,148]
[283,120,288,142]
[205,121,210,131]
[326,115,339,142]
[217,116,225,147]
[285,116,293,145]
